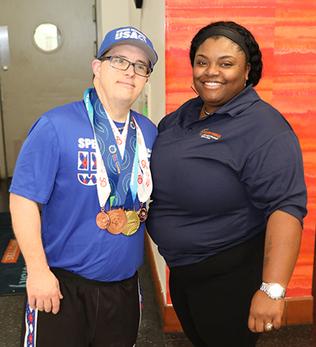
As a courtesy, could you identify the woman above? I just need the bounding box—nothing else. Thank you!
[147,21,307,347]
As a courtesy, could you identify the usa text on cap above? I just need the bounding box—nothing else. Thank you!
[97,26,158,68]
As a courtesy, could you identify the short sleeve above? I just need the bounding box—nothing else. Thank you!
[241,130,307,222]
[157,113,177,133]
[9,116,60,204]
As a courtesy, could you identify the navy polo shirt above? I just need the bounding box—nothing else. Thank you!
[146,86,307,267]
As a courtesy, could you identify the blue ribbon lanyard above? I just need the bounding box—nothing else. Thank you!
[83,88,137,209]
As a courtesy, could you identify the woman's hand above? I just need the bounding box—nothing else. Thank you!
[248,289,285,332]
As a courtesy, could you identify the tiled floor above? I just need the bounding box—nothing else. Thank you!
[0,179,315,346]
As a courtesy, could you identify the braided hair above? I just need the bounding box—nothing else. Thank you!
[189,21,263,87]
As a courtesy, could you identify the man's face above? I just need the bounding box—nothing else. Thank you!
[92,44,150,108]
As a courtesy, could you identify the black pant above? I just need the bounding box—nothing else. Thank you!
[21,269,140,347]
[169,233,265,347]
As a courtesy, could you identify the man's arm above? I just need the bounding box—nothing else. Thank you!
[10,193,63,314]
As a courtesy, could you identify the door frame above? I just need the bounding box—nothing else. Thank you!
[0,78,8,179]
[0,24,10,179]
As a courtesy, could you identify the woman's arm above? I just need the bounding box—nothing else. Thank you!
[248,209,302,332]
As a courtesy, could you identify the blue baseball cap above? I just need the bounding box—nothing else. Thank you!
[97,26,158,69]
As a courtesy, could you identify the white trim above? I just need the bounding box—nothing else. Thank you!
[23,305,38,347]
[137,277,142,331]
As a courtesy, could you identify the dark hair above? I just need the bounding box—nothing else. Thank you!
[189,21,262,87]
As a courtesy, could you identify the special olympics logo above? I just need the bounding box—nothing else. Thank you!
[77,151,97,186]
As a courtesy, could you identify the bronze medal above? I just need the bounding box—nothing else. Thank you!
[122,210,140,236]
[138,207,148,223]
[96,211,110,230]
[107,209,127,234]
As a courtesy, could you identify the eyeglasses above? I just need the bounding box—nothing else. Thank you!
[101,55,152,77]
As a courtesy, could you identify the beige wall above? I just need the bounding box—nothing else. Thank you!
[96,0,136,43]
[138,0,167,298]
[0,112,6,178]
[96,0,165,125]
[140,0,166,125]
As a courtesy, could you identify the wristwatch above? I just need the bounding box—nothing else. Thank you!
[259,282,286,300]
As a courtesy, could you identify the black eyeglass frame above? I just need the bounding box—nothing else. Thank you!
[100,55,152,77]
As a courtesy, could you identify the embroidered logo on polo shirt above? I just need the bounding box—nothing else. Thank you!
[200,129,222,141]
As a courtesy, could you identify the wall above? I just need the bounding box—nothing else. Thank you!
[140,0,166,124]
[96,0,130,42]
[135,0,167,301]
[0,30,8,178]
[165,0,316,302]
[0,103,6,178]
[96,0,166,124]
[134,0,168,302]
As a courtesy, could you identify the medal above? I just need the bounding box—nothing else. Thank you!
[122,210,140,236]
[138,207,148,222]
[107,209,127,234]
[96,210,110,229]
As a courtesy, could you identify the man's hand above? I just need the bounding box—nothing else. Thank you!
[27,268,63,314]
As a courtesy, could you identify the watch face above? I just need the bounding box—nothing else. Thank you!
[270,284,284,298]
[260,282,285,299]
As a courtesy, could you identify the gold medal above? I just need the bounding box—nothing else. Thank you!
[107,209,127,234]
[122,210,140,236]
[96,211,110,229]
[138,207,148,223]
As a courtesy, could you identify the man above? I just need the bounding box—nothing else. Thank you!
[9,26,158,347]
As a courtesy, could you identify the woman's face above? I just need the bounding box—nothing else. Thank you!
[193,36,250,113]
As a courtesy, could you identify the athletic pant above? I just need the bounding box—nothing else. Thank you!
[169,232,265,347]
[21,269,140,347]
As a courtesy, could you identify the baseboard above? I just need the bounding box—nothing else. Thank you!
[284,296,313,325]
[145,233,313,332]
[145,232,166,320]
[145,233,183,332]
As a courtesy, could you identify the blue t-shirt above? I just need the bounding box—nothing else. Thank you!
[147,86,307,267]
[10,99,157,281]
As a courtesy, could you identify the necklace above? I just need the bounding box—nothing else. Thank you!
[200,106,213,119]
[203,109,212,117]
